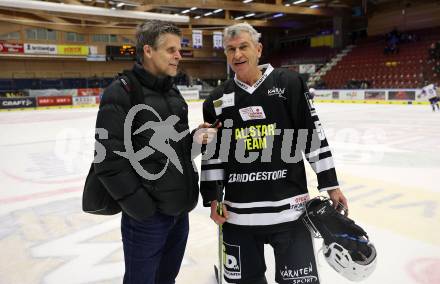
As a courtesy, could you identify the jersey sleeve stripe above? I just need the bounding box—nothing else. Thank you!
[201,158,223,165]
[309,157,335,173]
[318,185,340,192]
[305,146,331,159]
[200,169,224,181]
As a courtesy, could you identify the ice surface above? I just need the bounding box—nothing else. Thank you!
[0,103,439,284]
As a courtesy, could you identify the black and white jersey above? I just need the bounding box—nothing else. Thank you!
[422,84,438,100]
[201,64,339,232]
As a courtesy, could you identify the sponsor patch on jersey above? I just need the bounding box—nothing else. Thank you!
[238,106,266,121]
[222,92,235,107]
[213,92,234,115]
[279,262,318,283]
[228,169,287,183]
[223,242,242,280]
[267,86,287,100]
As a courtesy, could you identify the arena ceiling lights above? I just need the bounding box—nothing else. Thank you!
[189,7,223,19]
[284,0,308,5]
[0,0,189,23]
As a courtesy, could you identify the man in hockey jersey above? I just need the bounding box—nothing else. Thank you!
[421,83,439,112]
[200,23,348,284]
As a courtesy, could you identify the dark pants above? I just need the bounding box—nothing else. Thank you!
[429,97,439,111]
[121,212,189,284]
[222,221,320,284]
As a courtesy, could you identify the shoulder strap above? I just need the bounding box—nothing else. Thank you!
[223,78,235,94]
[118,69,144,106]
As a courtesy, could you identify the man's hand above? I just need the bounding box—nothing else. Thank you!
[210,200,229,225]
[327,188,349,216]
[194,122,222,145]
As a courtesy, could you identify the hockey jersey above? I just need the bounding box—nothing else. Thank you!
[422,84,438,100]
[201,64,339,232]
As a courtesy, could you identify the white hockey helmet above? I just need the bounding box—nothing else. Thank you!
[301,197,377,282]
[323,241,377,282]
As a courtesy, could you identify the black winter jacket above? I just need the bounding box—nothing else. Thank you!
[94,63,199,221]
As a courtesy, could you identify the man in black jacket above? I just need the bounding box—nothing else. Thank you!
[94,20,216,284]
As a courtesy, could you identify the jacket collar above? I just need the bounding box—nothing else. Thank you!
[132,62,174,92]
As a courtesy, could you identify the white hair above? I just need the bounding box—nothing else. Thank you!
[223,22,261,48]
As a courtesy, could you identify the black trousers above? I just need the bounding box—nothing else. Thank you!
[222,221,320,284]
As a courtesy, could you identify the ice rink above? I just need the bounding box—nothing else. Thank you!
[0,102,439,284]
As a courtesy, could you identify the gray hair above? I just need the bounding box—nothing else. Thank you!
[223,22,261,48]
[135,20,181,63]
